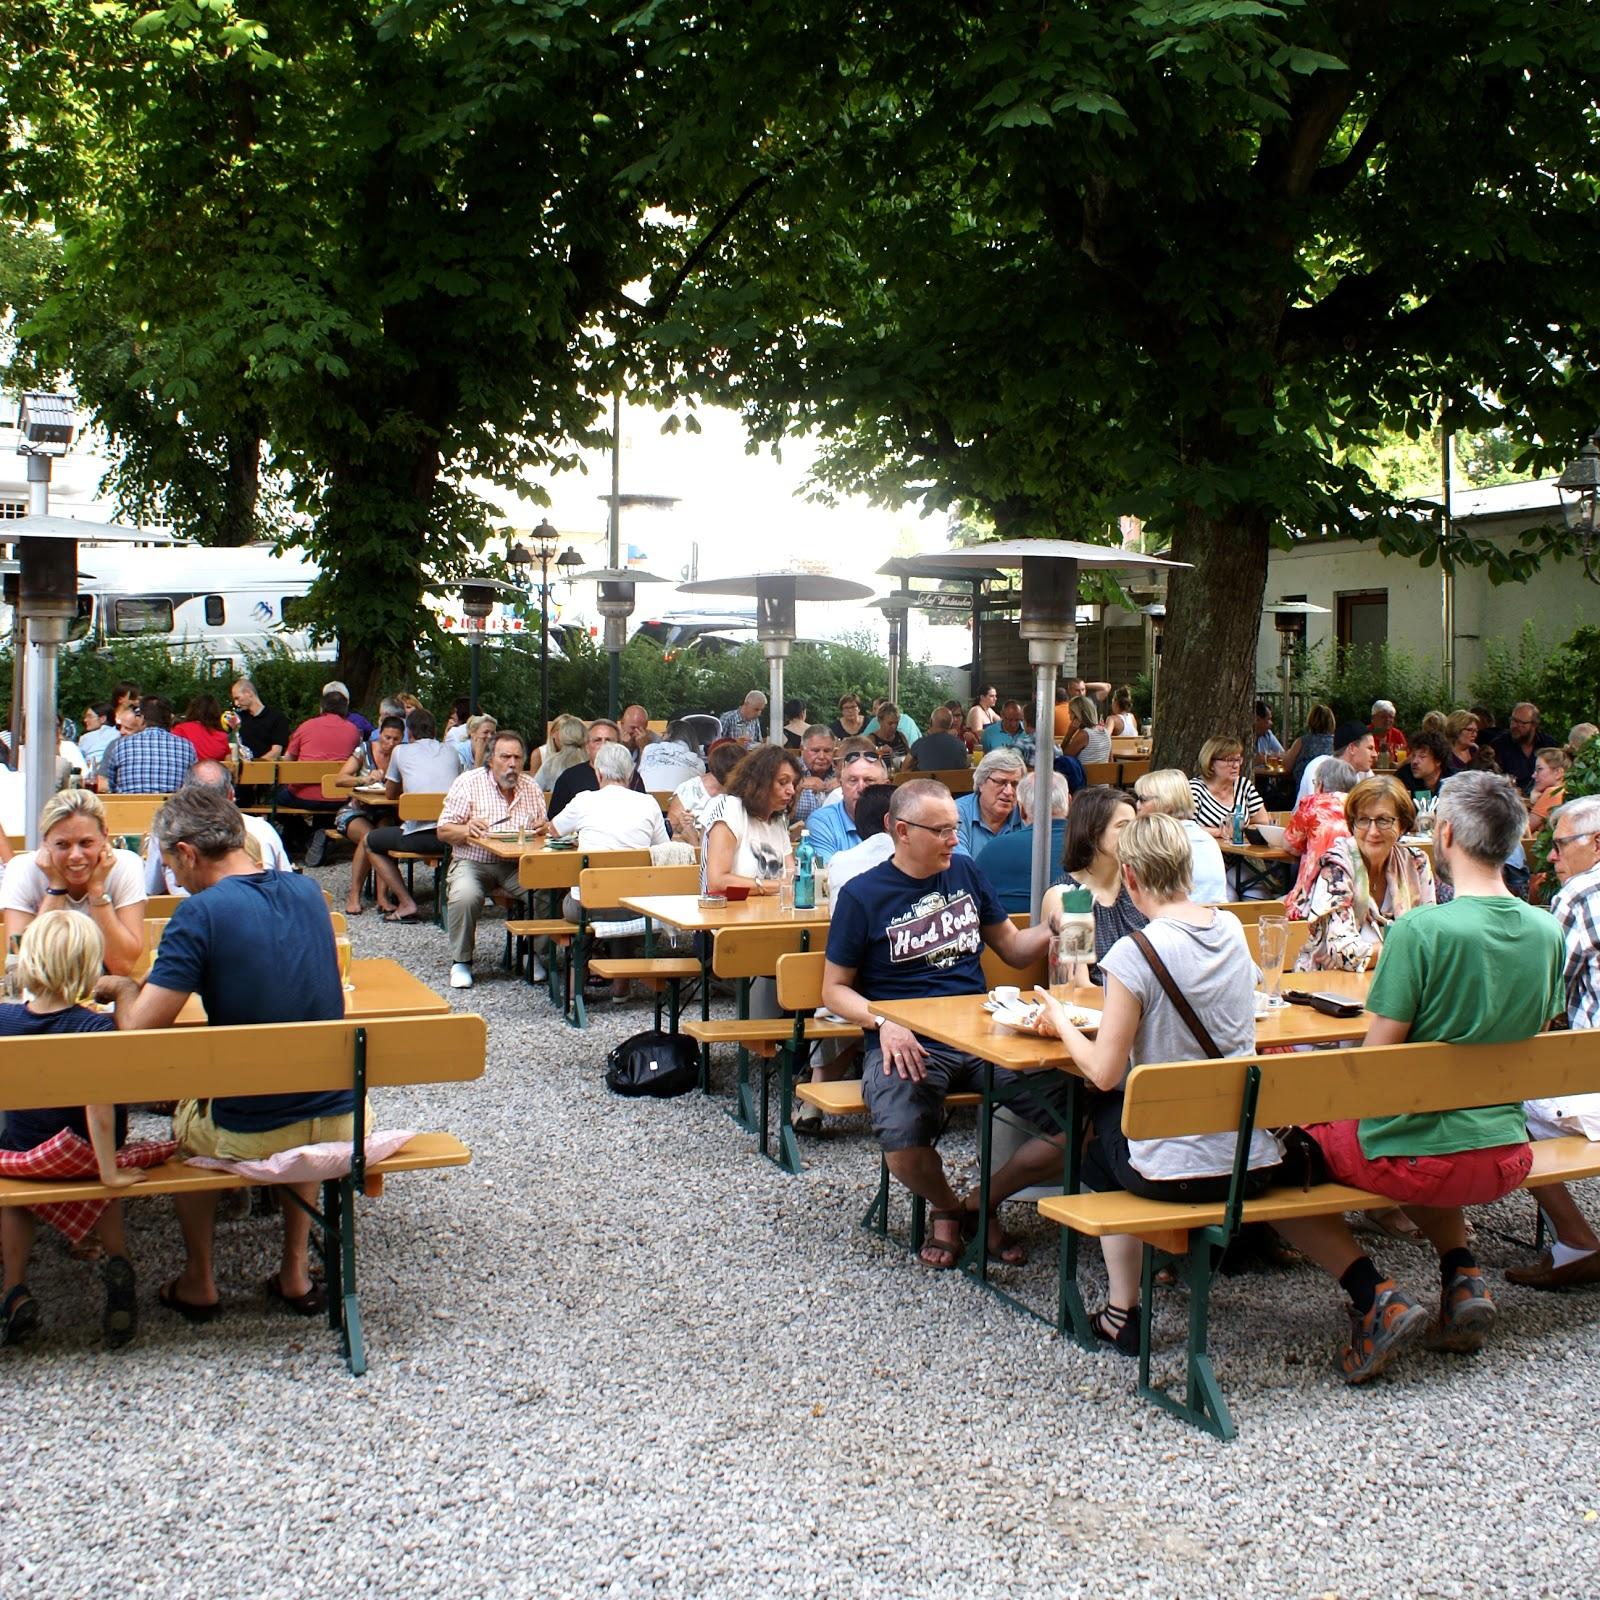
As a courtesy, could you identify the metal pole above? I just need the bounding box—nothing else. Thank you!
[22,621,61,848]
[538,550,551,736]
[1441,428,1456,700]
[608,391,623,722]
[1029,656,1061,921]
[767,646,786,747]
[1019,555,1077,923]
[469,638,480,715]
[970,578,983,703]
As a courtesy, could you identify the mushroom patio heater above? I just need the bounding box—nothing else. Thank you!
[677,572,875,745]
[893,541,1186,920]
[569,565,674,720]
[872,593,915,706]
[427,574,532,714]
[1557,426,1600,584]
[1263,600,1330,731]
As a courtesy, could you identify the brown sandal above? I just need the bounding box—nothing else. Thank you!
[919,1210,966,1270]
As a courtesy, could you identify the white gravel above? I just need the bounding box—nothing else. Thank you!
[8,861,1600,1598]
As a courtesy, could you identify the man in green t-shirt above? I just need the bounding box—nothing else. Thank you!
[1276,772,1565,1385]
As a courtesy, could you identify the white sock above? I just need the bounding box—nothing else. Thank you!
[1551,1241,1597,1268]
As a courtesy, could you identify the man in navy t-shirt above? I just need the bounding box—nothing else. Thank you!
[98,787,354,1322]
[823,779,1063,1271]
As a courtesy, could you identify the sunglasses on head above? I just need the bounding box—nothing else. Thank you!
[841,751,881,766]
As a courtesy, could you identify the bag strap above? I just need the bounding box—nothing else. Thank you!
[1128,927,1224,1060]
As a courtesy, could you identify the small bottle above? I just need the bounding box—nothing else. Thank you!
[793,830,816,910]
[1232,804,1245,846]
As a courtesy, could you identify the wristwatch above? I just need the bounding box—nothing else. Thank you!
[92,895,113,907]
[869,1013,890,1031]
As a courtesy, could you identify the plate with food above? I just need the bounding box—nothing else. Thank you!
[983,989,1101,1034]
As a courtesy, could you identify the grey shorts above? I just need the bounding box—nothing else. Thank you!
[861,1041,1070,1153]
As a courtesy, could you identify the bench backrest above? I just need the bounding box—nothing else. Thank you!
[774,950,827,1012]
[233,759,346,785]
[981,939,1046,990]
[518,846,652,892]
[1122,1029,1598,1141]
[399,792,447,823]
[1082,762,1120,787]
[650,791,676,811]
[0,1013,487,1111]
[101,795,167,837]
[892,766,974,795]
[144,887,332,920]
[1119,758,1151,784]
[714,924,821,980]
[1216,899,1288,926]
[580,864,699,906]
[1244,919,1310,968]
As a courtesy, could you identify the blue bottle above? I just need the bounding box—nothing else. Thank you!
[1232,804,1244,846]
[793,831,816,910]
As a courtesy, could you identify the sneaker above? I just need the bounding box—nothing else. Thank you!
[449,963,474,990]
[530,955,547,982]
[1340,1280,1427,1383]
[303,829,328,868]
[792,1101,830,1140]
[1428,1266,1496,1353]
[101,1255,138,1349]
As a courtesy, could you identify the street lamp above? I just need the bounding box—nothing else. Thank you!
[508,518,561,737]
[1557,427,1600,584]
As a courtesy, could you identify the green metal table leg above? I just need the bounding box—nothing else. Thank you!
[732,979,757,1130]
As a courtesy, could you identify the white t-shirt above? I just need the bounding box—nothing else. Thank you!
[1182,819,1228,904]
[639,741,705,793]
[700,794,791,891]
[0,847,147,918]
[825,833,895,898]
[387,739,467,833]
[550,784,668,852]
[673,776,718,828]
[145,814,291,893]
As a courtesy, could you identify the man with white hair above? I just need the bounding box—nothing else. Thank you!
[144,760,292,893]
[974,770,1069,913]
[1507,793,1600,1288]
[1369,699,1406,762]
[956,748,1026,862]
[805,745,888,863]
[719,691,768,749]
[549,742,667,855]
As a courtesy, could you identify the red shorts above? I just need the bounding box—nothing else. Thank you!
[1308,1119,1532,1208]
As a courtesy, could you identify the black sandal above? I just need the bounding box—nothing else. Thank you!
[2,1284,40,1346]
[1090,1302,1141,1357]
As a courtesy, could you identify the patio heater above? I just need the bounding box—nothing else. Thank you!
[1263,600,1330,732]
[890,542,1185,920]
[427,575,530,714]
[569,565,673,719]
[1557,426,1600,584]
[872,593,915,707]
[677,572,875,744]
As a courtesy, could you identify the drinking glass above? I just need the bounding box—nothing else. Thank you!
[1257,914,1288,1007]
[1048,932,1089,990]
[335,934,355,992]
[777,863,796,911]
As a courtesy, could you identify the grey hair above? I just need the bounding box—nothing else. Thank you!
[183,759,236,799]
[378,696,405,719]
[802,723,833,743]
[1436,770,1527,864]
[973,747,1027,788]
[1371,699,1396,717]
[1314,758,1361,796]
[742,690,768,708]
[592,740,636,784]
[1553,794,1600,839]
[153,786,247,860]
[1018,771,1070,822]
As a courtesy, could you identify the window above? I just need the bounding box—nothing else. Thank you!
[112,598,174,636]
[203,594,225,626]
[0,499,27,520]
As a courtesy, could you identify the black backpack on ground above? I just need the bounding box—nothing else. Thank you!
[605,1031,700,1098]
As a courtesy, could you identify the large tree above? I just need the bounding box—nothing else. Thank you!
[1,1,672,701]
[632,0,1600,764]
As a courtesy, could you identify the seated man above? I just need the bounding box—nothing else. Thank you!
[550,742,667,863]
[805,746,888,863]
[97,696,195,795]
[619,703,658,759]
[822,779,1057,1268]
[144,760,292,893]
[284,689,364,861]
[906,705,969,773]
[96,787,356,1320]
[976,770,1069,914]
[791,724,840,830]
[1273,772,1565,1382]
[980,700,1028,753]
[956,748,1025,862]
[549,719,648,815]
[366,707,464,924]
[824,781,895,897]
[718,691,767,749]
[437,729,548,989]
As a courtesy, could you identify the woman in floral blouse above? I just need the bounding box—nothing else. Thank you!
[1282,758,1360,919]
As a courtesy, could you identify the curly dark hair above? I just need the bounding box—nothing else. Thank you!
[1062,784,1134,873]
[721,744,803,821]
[182,692,224,730]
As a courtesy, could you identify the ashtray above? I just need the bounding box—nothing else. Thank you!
[697,894,727,909]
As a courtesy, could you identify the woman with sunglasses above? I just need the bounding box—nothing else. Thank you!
[1292,774,1434,974]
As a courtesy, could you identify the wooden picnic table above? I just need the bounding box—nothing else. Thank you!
[619,893,830,932]
[1219,837,1296,896]
[174,958,448,1026]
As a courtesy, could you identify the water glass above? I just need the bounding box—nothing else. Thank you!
[1048,933,1088,990]
[1257,914,1288,1007]
[778,864,796,911]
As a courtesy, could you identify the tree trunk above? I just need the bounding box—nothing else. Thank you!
[1154,505,1271,773]
[336,642,382,713]
[215,425,261,547]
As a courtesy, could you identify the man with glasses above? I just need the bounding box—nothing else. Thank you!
[822,779,1056,1269]
[804,742,887,863]
[980,699,1028,754]
[1492,701,1542,793]
[548,718,647,816]
[956,749,1026,862]
[1507,794,1600,1288]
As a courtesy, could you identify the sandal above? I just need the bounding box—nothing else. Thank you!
[1352,1206,1423,1243]
[1090,1302,1141,1358]
[380,910,426,925]
[961,1202,1028,1266]
[264,1273,327,1317]
[102,1256,137,1348]
[919,1210,966,1271]
[2,1284,40,1346]
[159,1279,221,1324]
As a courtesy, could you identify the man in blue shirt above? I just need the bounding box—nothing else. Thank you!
[977,771,1068,914]
[97,696,195,794]
[955,749,1026,862]
[805,748,888,862]
[980,700,1028,753]
[822,778,1059,1271]
[98,787,354,1322]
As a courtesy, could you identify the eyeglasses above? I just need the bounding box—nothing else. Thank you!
[983,777,1021,791]
[1354,815,1399,832]
[1550,832,1596,855]
[901,819,961,842]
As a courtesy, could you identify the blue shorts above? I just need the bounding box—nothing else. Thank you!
[860,1041,1068,1153]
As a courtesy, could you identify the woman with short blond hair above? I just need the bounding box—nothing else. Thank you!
[1133,768,1227,903]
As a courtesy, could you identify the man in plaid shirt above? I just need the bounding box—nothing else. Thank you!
[437,729,548,989]
[97,696,195,794]
[718,690,767,749]
[1510,793,1600,1289]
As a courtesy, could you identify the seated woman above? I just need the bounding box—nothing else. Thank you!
[701,745,800,896]
[1031,813,1283,1353]
[171,693,230,762]
[1445,710,1479,773]
[1293,774,1434,974]
[0,915,144,1349]
[1132,768,1227,903]
[1105,686,1139,738]
[333,713,405,916]
[534,714,587,796]
[0,789,146,975]
[832,693,868,742]
[1282,758,1360,919]
[1529,745,1570,832]
[667,739,744,846]
[1188,736,1268,839]
[457,713,498,771]
[1062,695,1111,765]
[1042,785,1143,982]
[1282,702,1336,796]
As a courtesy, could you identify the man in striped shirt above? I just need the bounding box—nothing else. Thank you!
[1509,793,1600,1289]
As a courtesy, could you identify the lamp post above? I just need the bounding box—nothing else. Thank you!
[1557,427,1600,584]
[509,518,562,737]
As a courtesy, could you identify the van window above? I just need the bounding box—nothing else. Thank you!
[204,594,225,627]
[68,595,93,643]
[112,598,174,636]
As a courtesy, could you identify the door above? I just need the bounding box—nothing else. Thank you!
[1336,590,1388,663]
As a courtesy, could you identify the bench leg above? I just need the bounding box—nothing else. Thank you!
[337,1176,366,1377]
[320,1178,343,1333]
[732,980,756,1132]
[775,1045,803,1177]
[861,1159,890,1237]
[1135,1236,1235,1441]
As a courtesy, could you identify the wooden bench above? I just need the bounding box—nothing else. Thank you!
[582,864,702,1031]
[384,792,450,923]
[1217,899,1288,925]
[891,766,975,795]
[0,1012,486,1375]
[234,759,349,830]
[1036,1029,1600,1440]
[98,794,168,843]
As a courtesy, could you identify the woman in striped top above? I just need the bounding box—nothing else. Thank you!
[1188,736,1268,839]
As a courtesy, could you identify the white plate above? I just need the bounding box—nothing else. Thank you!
[991,1003,1101,1035]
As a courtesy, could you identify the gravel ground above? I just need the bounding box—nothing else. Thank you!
[7,862,1600,1598]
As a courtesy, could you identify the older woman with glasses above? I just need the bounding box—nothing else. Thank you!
[1292,773,1434,974]
[1188,735,1269,840]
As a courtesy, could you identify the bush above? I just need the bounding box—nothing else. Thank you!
[1291,641,1449,733]
[1467,621,1600,739]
